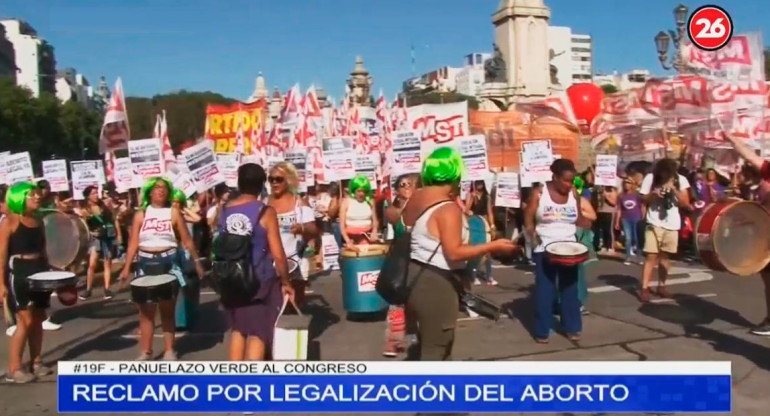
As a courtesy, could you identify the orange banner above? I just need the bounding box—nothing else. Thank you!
[205,100,266,154]
[469,110,580,170]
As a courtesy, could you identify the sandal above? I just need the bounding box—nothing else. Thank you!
[567,333,581,342]
[535,338,549,344]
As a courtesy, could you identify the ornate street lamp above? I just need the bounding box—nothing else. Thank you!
[654,4,689,72]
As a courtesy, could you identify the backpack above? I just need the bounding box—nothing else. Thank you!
[375,200,451,305]
[211,204,268,304]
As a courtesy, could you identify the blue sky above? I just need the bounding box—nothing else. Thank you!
[2,0,768,100]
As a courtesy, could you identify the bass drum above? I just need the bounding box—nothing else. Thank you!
[40,210,91,270]
[696,200,770,276]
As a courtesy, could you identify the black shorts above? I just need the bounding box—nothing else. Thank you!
[5,257,51,312]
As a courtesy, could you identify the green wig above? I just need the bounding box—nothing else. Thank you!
[348,174,373,203]
[421,146,465,187]
[5,182,38,215]
[573,176,585,195]
[140,177,174,209]
[172,188,187,208]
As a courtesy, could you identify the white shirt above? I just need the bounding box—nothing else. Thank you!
[640,173,691,231]
[276,199,315,258]
[534,186,578,253]
[410,201,466,271]
[139,206,177,250]
[346,199,373,229]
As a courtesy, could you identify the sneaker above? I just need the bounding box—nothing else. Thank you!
[750,319,770,336]
[382,344,398,358]
[162,350,178,361]
[33,363,54,377]
[5,325,16,337]
[473,278,482,286]
[4,369,35,384]
[103,289,114,300]
[42,319,61,331]
[78,289,92,300]
[581,306,590,315]
[486,278,499,286]
[135,352,153,361]
[639,288,651,303]
[623,257,632,266]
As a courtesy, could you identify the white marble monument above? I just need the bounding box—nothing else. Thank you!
[480,0,552,110]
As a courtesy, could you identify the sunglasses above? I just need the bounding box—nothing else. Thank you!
[268,176,286,184]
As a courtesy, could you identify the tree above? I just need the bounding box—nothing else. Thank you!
[126,90,235,149]
[402,89,479,109]
[601,84,619,94]
[0,78,102,163]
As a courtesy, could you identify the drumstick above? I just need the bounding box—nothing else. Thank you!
[2,299,12,327]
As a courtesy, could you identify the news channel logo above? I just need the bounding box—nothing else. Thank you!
[686,5,734,51]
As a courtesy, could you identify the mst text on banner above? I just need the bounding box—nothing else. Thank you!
[57,361,730,414]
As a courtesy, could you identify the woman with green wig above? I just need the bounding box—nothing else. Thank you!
[0,182,54,383]
[119,177,205,361]
[339,174,380,247]
[398,147,517,360]
[172,189,202,237]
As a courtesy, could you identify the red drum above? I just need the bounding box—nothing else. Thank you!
[696,200,770,276]
[545,242,588,266]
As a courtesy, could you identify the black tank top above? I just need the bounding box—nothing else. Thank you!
[8,220,46,256]
[471,193,489,216]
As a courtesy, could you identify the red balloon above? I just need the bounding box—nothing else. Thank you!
[566,83,604,126]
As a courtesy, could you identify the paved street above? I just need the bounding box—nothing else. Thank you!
[1,255,768,415]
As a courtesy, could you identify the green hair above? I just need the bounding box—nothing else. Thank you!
[348,174,373,203]
[172,188,187,208]
[5,182,38,215]
[140,177,174,209]
[421,146,465,187]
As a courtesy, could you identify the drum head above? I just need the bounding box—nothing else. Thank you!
[131,274,177,287]
[342,244,389,257]
[712,202,770,275]
[28,271,76,281]
[546,242,588,257]
[42,211,89,270]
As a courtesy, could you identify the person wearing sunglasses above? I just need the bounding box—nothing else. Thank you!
[267,163,318,283]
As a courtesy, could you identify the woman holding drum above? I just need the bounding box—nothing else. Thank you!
[524,159,585,343]
[0,182,54,383]
[79,186,117,300]
[119,177,204,361]
[217,163,295,360]
[401,147,517,360]
[340,174,380,247]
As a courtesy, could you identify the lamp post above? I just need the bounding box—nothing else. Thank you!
[654,4,689,72]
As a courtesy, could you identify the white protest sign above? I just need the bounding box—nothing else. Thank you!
[42,160,69,192]
[216,153,241,188]
[171,172,198,198]
[354,154,379,187]
[595,154,619,187]
[321,136,355,181]
[113,158,134,193]
[0,151,10,185]
[128,138,164,183]
[4,152,34,185]
[520,140,554,186]
[457,135,489,181]
[286,150,310,192]
[182,141,225,192]
[495,172,521,208]
[70,160,101,200]
[391,130,422,177]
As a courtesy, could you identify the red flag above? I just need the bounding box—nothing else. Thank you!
[160,110,174,163]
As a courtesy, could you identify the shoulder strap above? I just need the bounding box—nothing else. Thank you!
[402,199,453,229]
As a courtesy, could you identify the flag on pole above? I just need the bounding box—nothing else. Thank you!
[160,110,174,163]
[99,77,130,154]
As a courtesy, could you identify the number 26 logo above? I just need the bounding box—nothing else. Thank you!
[687,5,734,51]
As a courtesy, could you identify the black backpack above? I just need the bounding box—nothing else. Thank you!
[375,200,449,305]
[211,206,268,304]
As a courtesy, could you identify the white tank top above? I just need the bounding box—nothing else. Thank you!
[139,206,177,250]
[410,201,466,271]
[534,186,578,253]
[276,197,314,259]
[346,199,373,229]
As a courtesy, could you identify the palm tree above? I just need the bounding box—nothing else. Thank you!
[601,84,619,94]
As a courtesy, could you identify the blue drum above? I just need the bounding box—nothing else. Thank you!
[466,215,492,270]
[340,244,389,314]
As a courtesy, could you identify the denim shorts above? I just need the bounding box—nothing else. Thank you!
[90,239,115,259]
